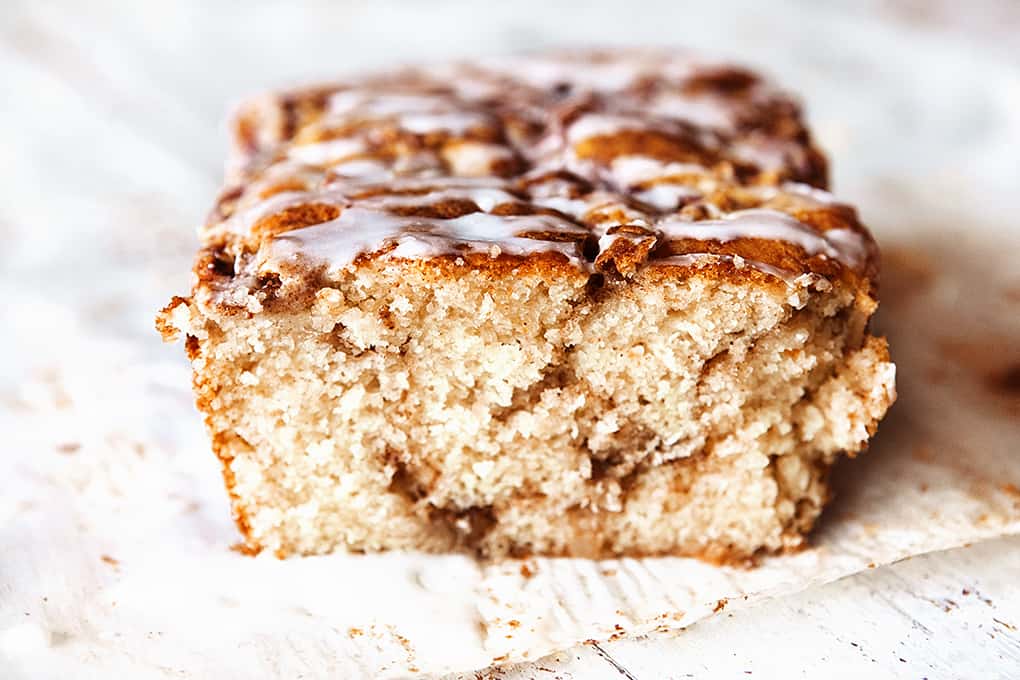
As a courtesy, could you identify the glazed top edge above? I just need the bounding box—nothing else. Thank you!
[194,49,877,305]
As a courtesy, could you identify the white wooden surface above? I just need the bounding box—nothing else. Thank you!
[455,536,1020,679]
[2,1,1019,678]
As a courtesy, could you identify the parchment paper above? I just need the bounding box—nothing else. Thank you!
[2,1,1019,678]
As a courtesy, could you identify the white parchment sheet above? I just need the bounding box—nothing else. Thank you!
[1,1,1019,678]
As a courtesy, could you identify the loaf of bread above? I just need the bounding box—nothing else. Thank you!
[157,50,895,561]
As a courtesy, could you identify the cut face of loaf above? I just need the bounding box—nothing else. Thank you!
[157,49,895,561]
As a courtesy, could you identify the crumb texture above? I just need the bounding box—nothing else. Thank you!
[158,50,895,559]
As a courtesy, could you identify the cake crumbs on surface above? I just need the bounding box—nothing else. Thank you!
[992,618,1017,632]
[229,542,260,556]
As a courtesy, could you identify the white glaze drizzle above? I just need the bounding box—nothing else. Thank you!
[328,92,444,116]
[325,92,490,135]
[213,52,872,289]
[531,195,592,217]
[328,158,392,180]
[657,209,867,267]
[781,182,838,205]
[730,140,793,172]
[287,138,366,165]
[358,186,519,213]
[441,141,515,176]
[566,114,647,144]
[647,92,737,129]
[634,184,702,210]
[222,190,331,236]
[269,208,588,271]
[609,157,707,187]
[398,111,489,135]
[651,252,802,284]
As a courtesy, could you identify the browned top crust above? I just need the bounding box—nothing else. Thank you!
[182,49,879,316]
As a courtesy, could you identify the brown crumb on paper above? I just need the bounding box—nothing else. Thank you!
[993,618,1017,632]
[925,597,957,612]
[962,588,994,606]
[656,610,686,622]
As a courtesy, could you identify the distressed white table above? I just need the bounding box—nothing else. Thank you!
[458,536,1020,679]
[2,1,1018,678]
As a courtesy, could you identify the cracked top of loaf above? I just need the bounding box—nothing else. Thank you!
[190,49,879,313]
